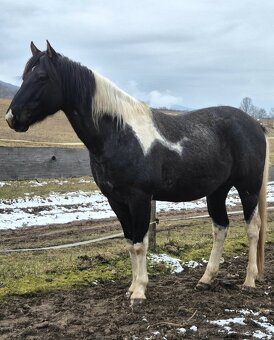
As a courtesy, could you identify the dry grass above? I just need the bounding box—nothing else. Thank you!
[0,98,83,147]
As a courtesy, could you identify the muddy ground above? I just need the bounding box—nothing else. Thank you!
[0,236,273,339]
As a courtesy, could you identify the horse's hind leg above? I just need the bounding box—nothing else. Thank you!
[238,190,261,287]
[198,185,230,287]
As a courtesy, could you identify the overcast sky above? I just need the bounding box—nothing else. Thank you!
[1,0,274,111]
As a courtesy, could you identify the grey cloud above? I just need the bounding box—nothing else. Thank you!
[1,0,274,111]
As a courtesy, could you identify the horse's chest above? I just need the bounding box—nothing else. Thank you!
[90,158,135,192]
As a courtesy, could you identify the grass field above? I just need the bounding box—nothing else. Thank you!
[0,215,273,298]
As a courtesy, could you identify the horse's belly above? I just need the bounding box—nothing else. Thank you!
[153,190,204,202]
[152,177,223,202]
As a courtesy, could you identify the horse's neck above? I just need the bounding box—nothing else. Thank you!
[64,108,98,151]
[64,108,116,155]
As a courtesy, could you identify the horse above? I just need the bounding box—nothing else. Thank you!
[6,41,268,304]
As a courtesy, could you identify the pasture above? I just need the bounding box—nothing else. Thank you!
[0,98,273,338]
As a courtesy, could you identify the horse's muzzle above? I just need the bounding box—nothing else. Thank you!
[5,109,14,128]
[5,109,29,132]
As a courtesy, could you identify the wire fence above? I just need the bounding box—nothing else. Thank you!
[2,205,273,254]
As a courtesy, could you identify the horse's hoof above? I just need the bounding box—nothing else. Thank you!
[130,298,145,308]
[196,282,211,290]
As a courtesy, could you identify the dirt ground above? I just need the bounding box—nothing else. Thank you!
[0,239,273,339]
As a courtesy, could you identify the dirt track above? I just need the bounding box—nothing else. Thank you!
[0,240,273,339]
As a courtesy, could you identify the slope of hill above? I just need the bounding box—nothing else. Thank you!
[0,98,83,147]
[0,80,19,98]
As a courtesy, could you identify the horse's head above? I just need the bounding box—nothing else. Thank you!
[6,41,63,132]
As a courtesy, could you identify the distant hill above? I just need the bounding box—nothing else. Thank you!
[154,104,193,112]
[169,104,193,111]
[0,80,19,98]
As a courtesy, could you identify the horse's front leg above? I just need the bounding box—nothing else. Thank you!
[126,240,138,294]
[128,233,149,303]
[108,195,150,303]
[127,193,151,304]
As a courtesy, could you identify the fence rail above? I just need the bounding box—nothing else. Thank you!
[2,206,274,254]
[0,147,90,180]
[1,147,274,181]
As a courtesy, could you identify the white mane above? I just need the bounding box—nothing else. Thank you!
[91,71,182,155]
[92,71,151,126]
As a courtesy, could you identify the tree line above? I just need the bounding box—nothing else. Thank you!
[239,97,274,119]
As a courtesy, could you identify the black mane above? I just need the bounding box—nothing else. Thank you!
[59,55,95,112]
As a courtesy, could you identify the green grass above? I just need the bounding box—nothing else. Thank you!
[0,216,273,299]
[0,176,98,200]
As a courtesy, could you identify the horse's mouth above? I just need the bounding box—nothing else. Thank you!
[14,126,29,132]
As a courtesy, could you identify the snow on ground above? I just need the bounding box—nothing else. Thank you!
[208,309,274,339]
[148,253,203,274]
[147,252,274,339]
[1,181,274,230]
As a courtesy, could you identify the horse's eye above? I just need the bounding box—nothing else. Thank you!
[38,73,48,81]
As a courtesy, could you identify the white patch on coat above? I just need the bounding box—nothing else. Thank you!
[92,71,183,155]
[5,109,14,125]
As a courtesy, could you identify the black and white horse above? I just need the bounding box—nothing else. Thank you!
[6,42,268,304]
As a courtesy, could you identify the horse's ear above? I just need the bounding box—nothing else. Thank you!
[30,41,40,56]
[46,40,57,59]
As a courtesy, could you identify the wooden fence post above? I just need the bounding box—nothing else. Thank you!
[149,200,157,250]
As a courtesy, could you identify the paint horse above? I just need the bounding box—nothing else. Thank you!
[6,42,268,304]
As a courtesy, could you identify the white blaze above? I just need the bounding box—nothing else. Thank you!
[5,109,14,125]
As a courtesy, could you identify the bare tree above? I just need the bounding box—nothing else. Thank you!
[239,97,267,119]
[269,108,274,118]
[239,97,253,115]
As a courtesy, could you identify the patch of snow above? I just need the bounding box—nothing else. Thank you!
[209,317,246,326]
[238,309,260,316]
[1,182,274,230]
[177,327,186,334]
[149,254,206,274]
[0,191,115,229]
[152,331,160,335]
[185,260,202,269]
[252,330,272,339]
[223,326,232,332]
[190,325,197,332]
[253,319,274,338]
[0,182,11,188]
[209,309,274,339]
[149,253,184,273]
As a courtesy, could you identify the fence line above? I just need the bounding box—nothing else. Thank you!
[2,206,274,254]
[0,138,83,146]
[0,147,90,180]
[1,146,274,181]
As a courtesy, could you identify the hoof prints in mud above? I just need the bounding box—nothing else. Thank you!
[0,243,273,339]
